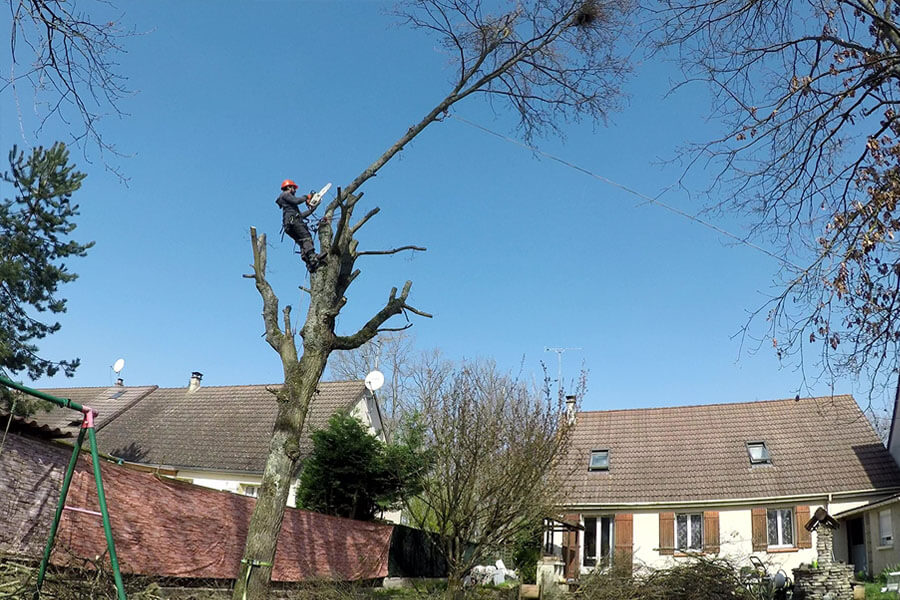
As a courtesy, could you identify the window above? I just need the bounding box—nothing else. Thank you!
[240,484,260,498]
[879,509,893,547]
[747,441,771,465]
[582,516,614,568]
[584,517,597,566]
[767,508,794,547]
[676,513,703,551]
[589,450,609,471]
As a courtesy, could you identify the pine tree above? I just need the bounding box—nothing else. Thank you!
[295,412,431,521]
[1,143,94,414]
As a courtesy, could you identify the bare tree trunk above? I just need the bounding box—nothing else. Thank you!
[233,354,326,599]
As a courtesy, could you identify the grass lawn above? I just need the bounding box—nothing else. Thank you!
[867,582,900,599]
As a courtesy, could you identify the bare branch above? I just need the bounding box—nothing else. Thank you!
[6,0,136,174]
[357,245,427,257]
[331,281,430,350]
[351,207,380,234]
[247,227,290,356]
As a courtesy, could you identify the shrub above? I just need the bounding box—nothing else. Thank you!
[576,556,757,600]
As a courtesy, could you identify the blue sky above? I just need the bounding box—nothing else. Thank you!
[2,1,886,414]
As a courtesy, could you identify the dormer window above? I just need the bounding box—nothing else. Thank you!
[747,441,771,465]
[589,449,609,471]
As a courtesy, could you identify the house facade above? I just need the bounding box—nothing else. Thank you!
[545,395,900,580]
[13,373,385,507]
[828,386,900,577]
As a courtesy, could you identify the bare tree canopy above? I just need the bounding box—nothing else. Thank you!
[653,0,900,394]
[407,359,578,595]
[395,0,632,140]
[328,332,418,438]
[5,0,132,162]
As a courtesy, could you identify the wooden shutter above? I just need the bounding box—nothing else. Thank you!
[751,507,768,551]
[562,514,580,580]
[614,513,633,570]
[796,505,812,549]
[659,512,675,555]
[703,511,720,553]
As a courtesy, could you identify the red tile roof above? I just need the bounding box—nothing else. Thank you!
[6,380,368,472]
[11,386,158,436]
[557,395,900,505]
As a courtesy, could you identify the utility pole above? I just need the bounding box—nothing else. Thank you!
[544,347,582,402]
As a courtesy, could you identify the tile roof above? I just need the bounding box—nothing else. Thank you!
[94,380,367,472]
[557,395,900,506]
[8,386,158,437]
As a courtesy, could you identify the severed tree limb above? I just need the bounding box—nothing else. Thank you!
[357,245,426,257]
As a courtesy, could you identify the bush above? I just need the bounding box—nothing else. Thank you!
[576,556,757,600]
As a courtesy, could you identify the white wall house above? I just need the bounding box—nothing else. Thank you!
[828,386,900,576]
[543,395,900,582]
[28,375,386,511]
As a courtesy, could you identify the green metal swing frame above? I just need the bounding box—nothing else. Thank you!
[0,375,127,600]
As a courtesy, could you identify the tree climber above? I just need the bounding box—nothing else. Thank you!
[276,179,326,271]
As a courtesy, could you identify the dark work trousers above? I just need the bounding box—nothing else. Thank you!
[284,217,316,264]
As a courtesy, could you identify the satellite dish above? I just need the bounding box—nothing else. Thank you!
[364,370,385,391]
[112,358,125,374]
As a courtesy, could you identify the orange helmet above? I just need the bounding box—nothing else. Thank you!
[280,179,298,190]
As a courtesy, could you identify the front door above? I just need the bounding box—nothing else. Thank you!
[847,517,867,574]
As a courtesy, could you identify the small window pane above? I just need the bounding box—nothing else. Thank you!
[584,517,597,566]
[767,510,779,546]
[590,450,609,470]
[677,514,688,550]
[782,509,793,545]
[880,510,893,546]
[690,514,702,550]
[600,517,612,568]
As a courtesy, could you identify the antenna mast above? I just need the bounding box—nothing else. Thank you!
[544,347,582,402]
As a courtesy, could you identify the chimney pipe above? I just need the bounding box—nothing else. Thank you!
[565,394,577,425]
[188,371,203,393]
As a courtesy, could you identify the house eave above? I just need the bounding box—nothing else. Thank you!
[561,487,900,512]
[833,493,900,519]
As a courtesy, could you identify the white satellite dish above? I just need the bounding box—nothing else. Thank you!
[112,358,125,374]
[364,370,385,391]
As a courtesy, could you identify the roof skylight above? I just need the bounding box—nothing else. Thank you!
[589,449,609,471]
[747,441,771,465]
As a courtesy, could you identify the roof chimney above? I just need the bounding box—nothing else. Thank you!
[115,378,124,387]
[188,371,203,393]
[565,394,577,425]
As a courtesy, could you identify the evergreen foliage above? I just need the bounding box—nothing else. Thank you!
[0,143,93,414]
[295,412,432,521]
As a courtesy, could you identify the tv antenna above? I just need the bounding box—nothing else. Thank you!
[544,347,581,401]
